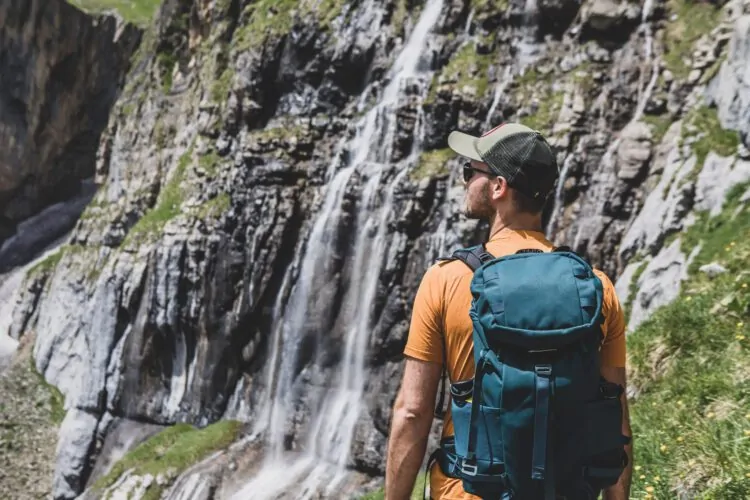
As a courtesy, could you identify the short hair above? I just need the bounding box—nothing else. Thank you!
[512,187,547,214]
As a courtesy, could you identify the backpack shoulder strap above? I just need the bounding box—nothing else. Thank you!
[437,244,495,271]
[433,244,495,418]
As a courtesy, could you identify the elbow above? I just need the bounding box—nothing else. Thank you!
[393,401,432,427]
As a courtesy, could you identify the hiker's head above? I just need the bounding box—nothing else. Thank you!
[448,123,559,222]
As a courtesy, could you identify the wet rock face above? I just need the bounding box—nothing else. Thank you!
[0,0,140,252]
[707,14,750,147]
[6,0,750,498]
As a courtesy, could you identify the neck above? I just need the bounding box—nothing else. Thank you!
[487,212,543,241]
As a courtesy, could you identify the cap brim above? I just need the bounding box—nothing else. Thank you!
[448,131,483,162]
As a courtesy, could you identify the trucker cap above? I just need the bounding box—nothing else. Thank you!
[447,122,559,201]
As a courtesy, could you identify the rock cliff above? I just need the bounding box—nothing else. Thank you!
[2,0,749,498]
[0,0,141,272]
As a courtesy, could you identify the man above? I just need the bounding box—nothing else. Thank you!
[384,123,632,499]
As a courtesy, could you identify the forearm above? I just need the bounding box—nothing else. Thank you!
[604,393,633,500]
[385,407,432,500]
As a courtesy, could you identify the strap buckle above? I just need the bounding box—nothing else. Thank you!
[460,459,478,476]
[535,364,552,377]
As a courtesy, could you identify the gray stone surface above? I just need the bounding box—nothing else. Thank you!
[627,239,701,331]
[707,15,750,148]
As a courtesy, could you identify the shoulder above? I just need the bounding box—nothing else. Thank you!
[592,268,619,299]
[424,257,474,285]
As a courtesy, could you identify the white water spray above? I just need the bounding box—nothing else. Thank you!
[230,1,444,498]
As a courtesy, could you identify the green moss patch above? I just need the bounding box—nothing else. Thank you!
[519,92,564,133]
[93,420,243,497]
[426,41,496,104]
[626,184,750,498]
[684,106,740,167]
[123,145,193,246]
[26,250,65,278]
[663,0,724,79]
[67,0,161,27]
[642,114,673,146]
[95,421,243,496]
[410,148,453,181]
[234,0,347,51]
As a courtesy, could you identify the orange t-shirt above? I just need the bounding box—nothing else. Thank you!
[403,228,626,500]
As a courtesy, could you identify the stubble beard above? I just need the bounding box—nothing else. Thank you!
[463,182,494,221]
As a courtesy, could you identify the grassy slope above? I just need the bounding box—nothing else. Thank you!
[626,184,750,499]
[358,473,427,500]
[93,420,242,499]
[67,0,161,26]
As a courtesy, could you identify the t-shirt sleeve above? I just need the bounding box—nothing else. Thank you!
[595,269,627,367]
[403,264,445,365]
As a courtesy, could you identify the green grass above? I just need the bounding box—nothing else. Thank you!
[626,182,750,498]
[93,420,242,497]
[29,357,66,426]
[684,106,740,167]
[358,473,427,499]
[198,150,222,177]
[67,0,161,27]
[234,0,347,51]
[426,41,496,103]
[471,0,509,12]
[663,0,724,79]
[195,193,231,220]
[519,91,564,133]
[642,114,673,146]
[26,249,65,277]
[410,148,453,181]
[122,145,193,246]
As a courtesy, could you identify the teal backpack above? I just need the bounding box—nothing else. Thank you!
[426,244,629,500]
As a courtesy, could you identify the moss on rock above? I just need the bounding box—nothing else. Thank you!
[410,148,453,181]
[93,420,243,498]
[67,0,161,27]
[663,0,724,79]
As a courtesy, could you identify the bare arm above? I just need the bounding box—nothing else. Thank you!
[385,357,442,500]
[600,366,632,500]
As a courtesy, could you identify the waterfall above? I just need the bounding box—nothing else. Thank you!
[569,6,660,248]
[229,1,444,498]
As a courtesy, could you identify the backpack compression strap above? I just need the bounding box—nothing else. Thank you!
[433,244,495,417]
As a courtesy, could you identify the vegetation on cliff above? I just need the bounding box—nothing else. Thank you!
[627,184,750,498]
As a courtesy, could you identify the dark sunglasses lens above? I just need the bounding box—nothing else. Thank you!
[462,164,472,182]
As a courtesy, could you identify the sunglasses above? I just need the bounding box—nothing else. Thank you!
[462,162,494,183]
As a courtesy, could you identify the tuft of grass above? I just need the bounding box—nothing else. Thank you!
[123,144,193,245]
[519,91,564,133]
[28,357,66,426]
[642,114,673,146]
[358,473,427,500]
[663,0,723,79]
[426,41,496,103]
[410,149,453,181]
[683,106,740,168]
[196,193,231,220]
[198,150,222,177]
[626,182,750,498]
[26,250,65,277]
[93,420,243,496]
[66,0,161,27]
[234,0,347,51]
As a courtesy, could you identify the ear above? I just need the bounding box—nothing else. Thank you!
[490,176,510,201]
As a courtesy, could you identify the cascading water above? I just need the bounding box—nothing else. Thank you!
[229,1,444,498]
[429,0,545,261]
[557,0,660,246]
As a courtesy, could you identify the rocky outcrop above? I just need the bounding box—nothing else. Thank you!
[707,14,750,146]
[0,0,140,268]
[4,0,750,498]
